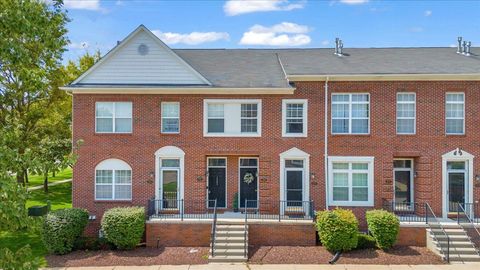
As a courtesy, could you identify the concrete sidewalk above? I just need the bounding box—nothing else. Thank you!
[44,263,480,270]
[28,179,72,191]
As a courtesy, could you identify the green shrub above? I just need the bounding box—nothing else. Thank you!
[42,208,89,254]
[366,209,400,249]
[101,207,145,250]
[356,233,376,249]
[316,208,359,252]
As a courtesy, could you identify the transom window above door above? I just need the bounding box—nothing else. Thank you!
[282,99,308,137]
[331,93,370,134]
[203,99,262,137]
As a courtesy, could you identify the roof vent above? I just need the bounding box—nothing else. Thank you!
[334,38,344,57]
[457,37,472,56]
[138,44,149,56]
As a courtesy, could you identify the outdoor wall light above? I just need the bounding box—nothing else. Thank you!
[311,172,316,179]
[149,171,155,178]
[475,174,480,182]
[197,175,203,182]
[414,171,418,178]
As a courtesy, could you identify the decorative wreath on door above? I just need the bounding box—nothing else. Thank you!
[243,172,255,185]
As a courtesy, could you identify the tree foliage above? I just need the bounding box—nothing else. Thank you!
[0,0,69,184]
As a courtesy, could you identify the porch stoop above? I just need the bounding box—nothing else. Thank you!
[427,223,480,262]
[209,223,248,263]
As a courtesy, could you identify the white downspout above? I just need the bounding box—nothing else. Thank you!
[324,77,329,210]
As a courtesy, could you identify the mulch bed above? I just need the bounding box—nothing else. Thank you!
[46,247,209,267]
[47,245,445,267]
[248,246,446,265]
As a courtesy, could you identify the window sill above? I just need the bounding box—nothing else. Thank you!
[282,134,308,138]
[204,133,261,138]
[330,134,370,136]
[94,200,132,203]
[161,132,180,135]
[328,202,374,207]
[445,134,466,137]
[94,133,133,136]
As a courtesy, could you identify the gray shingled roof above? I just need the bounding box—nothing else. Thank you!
[174,47,480,87]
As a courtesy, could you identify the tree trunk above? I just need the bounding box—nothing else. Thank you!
[52,171,55,177]
[24,170,29,183]
[43,171,49,193]
[16,172,25,185]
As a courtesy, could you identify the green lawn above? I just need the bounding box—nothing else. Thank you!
[26,182,72,210]
[27,167,72,188]
[0,181,72,267]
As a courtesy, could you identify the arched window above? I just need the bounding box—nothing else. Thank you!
[95,159,132,200]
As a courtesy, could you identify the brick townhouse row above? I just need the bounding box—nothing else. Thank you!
[62,25,480,231]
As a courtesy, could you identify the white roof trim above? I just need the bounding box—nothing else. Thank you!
[70,25,212,86]
[60,86,295,95]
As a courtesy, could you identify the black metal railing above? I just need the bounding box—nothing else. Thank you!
[243,200,315,221]
[382,199,426,223]
[464,202,480,224]
[210,199,218,257]
[147,199,217,220]
[244,199,248,258]
[457,203,480,256]
[426,202,450,262]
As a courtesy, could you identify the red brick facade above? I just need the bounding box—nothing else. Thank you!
[72,80,480,231]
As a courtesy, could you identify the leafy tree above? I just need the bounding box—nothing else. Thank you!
[0,0,69,184]
[31,138,73,193]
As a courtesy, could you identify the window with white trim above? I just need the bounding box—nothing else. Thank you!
[446,93,465,135]
[282,99,308,137]
[95,159,132,200]
[95,102,132,133]
[161,102,180,133]
[396,93,416,134]
[328,157,374,206]
[332,94,369,134]
[204,100,261,136]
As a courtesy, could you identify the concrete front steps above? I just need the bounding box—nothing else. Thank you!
[208,223,248,263]
[427,224,480,262]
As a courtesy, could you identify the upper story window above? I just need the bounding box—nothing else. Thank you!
[282,99,308,137]
[95,159,132,201]
[95,102,132,133]
[446,93,465,135]
[161,102,180,134]
[396,93,416,134]
[328,156,374,207]
[332,94,369,134]
[203,99,261,137]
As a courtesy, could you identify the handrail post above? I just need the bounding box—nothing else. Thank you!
[181,199,184,221]
[424,202,428,224]
[278,200,281,222]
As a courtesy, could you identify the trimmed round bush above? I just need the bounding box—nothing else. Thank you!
[42,208,89,254]
[101,207,145,250]
[356,233,376,249]
[316,208,359,252]
[366,209,400,250]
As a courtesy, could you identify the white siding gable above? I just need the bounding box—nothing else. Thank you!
[75,26,210,85]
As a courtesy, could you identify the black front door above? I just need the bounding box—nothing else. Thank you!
[208,167,226,208]
[240,167,258,208]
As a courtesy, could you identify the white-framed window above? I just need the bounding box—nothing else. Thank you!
[161,102,180,133]
[331,93,369,134]
[282,99,308,137]
[446,93,465,135]
[396,93,416,134]
[95,159,132,200]
[328,156,374,206]
[203,99,262,137]
[95,102,132,133]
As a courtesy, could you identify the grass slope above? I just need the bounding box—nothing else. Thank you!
[27,167,72,188]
